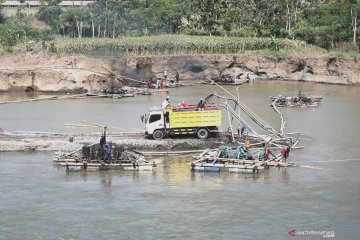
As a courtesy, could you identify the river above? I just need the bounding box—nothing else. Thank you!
[0,81,359,239]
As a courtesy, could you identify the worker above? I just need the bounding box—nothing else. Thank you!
[197,98,205,110]
[216,146,229,158]
[65,60,73,68]
[245,151,254,160]
[160,78,164,89]
[281,145,290,162]
[175,71,180,83]
[264,146,271,160]
[235,145,246,159]
[98,128,106,160]
[100,136,106,148]
[164,70,168,80]
[105,141,112,164]
[257,148,265,160]
[161,96,171,109]
[244,140,251,150]
[156,79,160,89]
[286,144,291,160]
[264,146,276,160]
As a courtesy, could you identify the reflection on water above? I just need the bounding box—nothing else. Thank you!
[1,81,360,239]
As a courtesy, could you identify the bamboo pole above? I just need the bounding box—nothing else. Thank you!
[219,104,259,137]
[65,124,101,128]
[225,99,235,142]
[236,87,241,127]
[209,84,280,137]
[80,120,106,128]
[271,96,285,135]
[141,149,209,156]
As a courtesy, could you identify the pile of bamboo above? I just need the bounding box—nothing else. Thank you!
[270,94,323,108]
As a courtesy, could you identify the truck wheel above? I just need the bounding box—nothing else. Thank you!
[197,128,209,139]
[153,130,164,140]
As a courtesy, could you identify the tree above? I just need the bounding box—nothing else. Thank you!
[62,7,89,38]
[36,0,62,34]
[187,0,223,35]
[0,0,5,24]
[342,0,360,46]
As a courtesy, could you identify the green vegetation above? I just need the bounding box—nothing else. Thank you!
[48,35,305,55]
[255,49,290,58]
[329,51,360,58]
[0,0,359,55]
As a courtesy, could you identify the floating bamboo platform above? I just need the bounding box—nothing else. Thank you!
[190,148,295,174]
[54,143,156,172]
[62,162,155,172]
[197,78,249,85]
[270,94,323,108]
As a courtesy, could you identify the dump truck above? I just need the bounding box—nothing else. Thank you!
[143,104,222,140]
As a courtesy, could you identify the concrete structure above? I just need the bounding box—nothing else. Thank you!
[1,1,93,17]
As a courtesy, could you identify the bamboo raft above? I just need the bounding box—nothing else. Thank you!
[270,94,323,108]
[190,148,295,174]
[54,143,156,172]
[62,162,155,172]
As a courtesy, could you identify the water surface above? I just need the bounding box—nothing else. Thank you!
[0,81,360,239]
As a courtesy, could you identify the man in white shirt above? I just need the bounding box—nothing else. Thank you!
[162,96,171,109]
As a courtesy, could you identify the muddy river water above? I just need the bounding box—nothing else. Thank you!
[0,81,360,239]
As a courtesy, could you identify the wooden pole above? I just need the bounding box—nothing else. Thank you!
[209,83,281,137]
[225,99,235,142]
[271,96,285,136]
[65,124,101,128]
[80,120,106,128]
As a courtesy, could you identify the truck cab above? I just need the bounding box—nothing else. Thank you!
[144,109,167,140]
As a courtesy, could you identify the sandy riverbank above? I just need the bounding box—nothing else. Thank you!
[0,131,228,153]
[0,52,359,94]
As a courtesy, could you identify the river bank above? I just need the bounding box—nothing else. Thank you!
[0,51,359,93]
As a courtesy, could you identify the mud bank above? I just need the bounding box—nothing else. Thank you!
[0,52,359,93]
[0,131,228,153]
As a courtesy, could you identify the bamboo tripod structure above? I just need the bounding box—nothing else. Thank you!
[206,81,300,149]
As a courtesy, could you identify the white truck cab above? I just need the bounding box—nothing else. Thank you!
[144,109,167,139]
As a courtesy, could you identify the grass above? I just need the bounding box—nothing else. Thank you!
[254,49,290,58]
[329,50,360,58]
